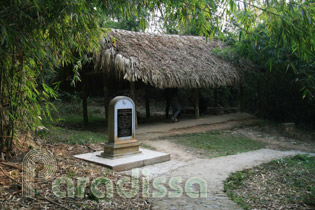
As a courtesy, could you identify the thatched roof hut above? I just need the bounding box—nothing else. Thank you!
[94,29,240,89]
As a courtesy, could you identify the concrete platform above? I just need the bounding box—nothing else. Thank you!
[74,148,170,171]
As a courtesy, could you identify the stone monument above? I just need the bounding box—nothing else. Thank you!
[101,96,141,158]
[74,96,170,171]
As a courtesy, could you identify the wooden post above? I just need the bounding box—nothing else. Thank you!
[214,88,218,107]
[130,81,136,103]
[82,91,88,126]
[194,88,200,119]
[240,84,244,112]
[103,73,110,127]
[130,81,138,127]
[81,74,88,126]
[145,88,150,118]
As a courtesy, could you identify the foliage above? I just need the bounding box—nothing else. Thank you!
[211,0,315,124]
[1,0,314,155]
[0,0,108,155]
[229,0,314,62]
[146,0,314,61]
[214,20,315,123]
[157,0,314,96]
[162,1,222,36]
[232,24,315,99]
[224,155,315,209]
[154,1,315,120]
[230,0,315,98]
[102,7,150,31]
[242,66,315,123]
[0,0,146,155]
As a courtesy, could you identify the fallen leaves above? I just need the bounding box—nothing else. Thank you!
[0,143,151,210]
[225,155,315,210]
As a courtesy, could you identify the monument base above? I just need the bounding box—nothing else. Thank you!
[100,141,141,159]
[74,148,170,171]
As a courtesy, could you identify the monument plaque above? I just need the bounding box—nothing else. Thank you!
[117,109,132,137]
[101,96,140,158]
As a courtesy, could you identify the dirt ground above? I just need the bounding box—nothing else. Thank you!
[140,119,315,161]
[133,117,315,210]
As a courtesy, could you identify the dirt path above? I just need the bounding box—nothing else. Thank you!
[144,149,311,210]
[127,113,315,210]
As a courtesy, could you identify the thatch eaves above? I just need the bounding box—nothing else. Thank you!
[94,29,240,89]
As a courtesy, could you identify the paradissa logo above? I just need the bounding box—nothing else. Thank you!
[22,150,207,199]
[52,169,207,199]
[22,150,57,198]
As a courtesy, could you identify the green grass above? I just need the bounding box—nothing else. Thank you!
[47,127,108,145]
[172,131,267,158]
[141,143,157,151]
[41,99,108,145]
[224,154,315,209]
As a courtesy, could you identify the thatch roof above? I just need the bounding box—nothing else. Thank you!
[94,29,240,89]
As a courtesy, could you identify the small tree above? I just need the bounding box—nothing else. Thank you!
[0,0,107,157]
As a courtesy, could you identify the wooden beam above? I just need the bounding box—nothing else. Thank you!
[194,88,200,119]
[130,81,136,100]
[130,81,138,127]
[239,84,244,112]
[103,73,110,127]
[214,88,218,107]
[145,88,150,118]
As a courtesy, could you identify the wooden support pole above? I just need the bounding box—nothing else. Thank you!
[240,84,244,112]
[103,73,110,127]
[81,74,88,126]
[145,88,150,118]
[82,91,88,126]
[130,81,138,127]
[130,81,136,100]
[214,88,218,107]
[194,88,200,119]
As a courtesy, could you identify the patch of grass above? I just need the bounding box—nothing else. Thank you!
[172,131,267,158]
[57,113,105,127]
[224,154,315,209]
[47,127,108,145]
[44,100,106,128]
[141,143,157,151]
[224,170,253,210]
[41,99,108,145]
